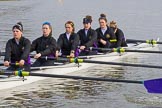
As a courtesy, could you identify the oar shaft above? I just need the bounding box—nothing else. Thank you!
[0,63,3,66]
[126,39,147,43]
[125,49,162,54]
[29,73,143,84]
[0,51,5,56]
[36,57,162,69]
[0,63,19,66]
[126,39,162,44]
[82,59,162,69]
[91,47,162,54]
[0,71,142,84]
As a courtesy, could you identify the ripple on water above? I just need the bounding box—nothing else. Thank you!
[124,93,162,107]
[0,64,127,107]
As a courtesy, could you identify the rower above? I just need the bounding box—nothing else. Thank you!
[4,22,31,71]
[96,14,117,48]
[56,21,79,58]
[31,22,57,67]
[110,20,127,47]
[77,15,97,56]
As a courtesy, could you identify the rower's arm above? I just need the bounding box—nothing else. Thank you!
[115,29,124,47]
[109,28,117,47]
[30,38,38,52]
[4,40,12,62]
[71,34,79,51]
[56,35,64,52]
[21,38,31,61]
[40,37,57,56]
[85,30,97,48]
[110,27,116,40]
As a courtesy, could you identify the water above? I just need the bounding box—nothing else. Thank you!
[0,0,162,107]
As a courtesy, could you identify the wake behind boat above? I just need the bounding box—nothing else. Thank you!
[0,41,159,90]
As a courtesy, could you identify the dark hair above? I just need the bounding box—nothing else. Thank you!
[42,21,52,35]
[98,13,107,22]
[83,15,92,24]
[12,22,23,32]
[65,21,75,32]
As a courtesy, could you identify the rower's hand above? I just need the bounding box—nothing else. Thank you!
[55,51,59,58]
[19,59,25,67]
[70,53,75,58]
[34,53,41,59]
[4,61,10,67]
[80,46,86,50]
[100,39,107,45]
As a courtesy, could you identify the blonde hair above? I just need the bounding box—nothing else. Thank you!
[110,20,117,28]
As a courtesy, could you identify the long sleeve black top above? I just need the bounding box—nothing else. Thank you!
[57,32,79,55]
[4,36,31,63]
[96,26,116,48]
[31,35,57,56]
[77,28,97,48]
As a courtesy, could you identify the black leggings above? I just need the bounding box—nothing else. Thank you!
[79,51,98,56]
[32,59,54,67]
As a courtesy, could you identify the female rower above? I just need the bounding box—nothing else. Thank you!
[56,21,79,57]
[31,22,57,67]
[96,14,116,48]
[77,15,97,56]
[4,22,31,71]
[110,20,128,47]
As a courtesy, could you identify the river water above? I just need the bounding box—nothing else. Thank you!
[0,0,162,108]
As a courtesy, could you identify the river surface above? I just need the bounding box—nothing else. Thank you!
[0,0,162,108]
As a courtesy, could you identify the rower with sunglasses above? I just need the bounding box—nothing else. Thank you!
[31,22,57,66]
[56,21,79,58]
[4,22,31,71]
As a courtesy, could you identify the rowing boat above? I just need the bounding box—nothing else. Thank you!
[0,41,159,90]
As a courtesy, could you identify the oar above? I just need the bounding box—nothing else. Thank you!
[126,39,162,44]
[0,70,162,93]
[2,56,162,70]
[0,63,3,66]
[70,58,162,69]
[0,51,5,56]
[0,63,20,66]
[41,57,162,69]
[90,47,162,54]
